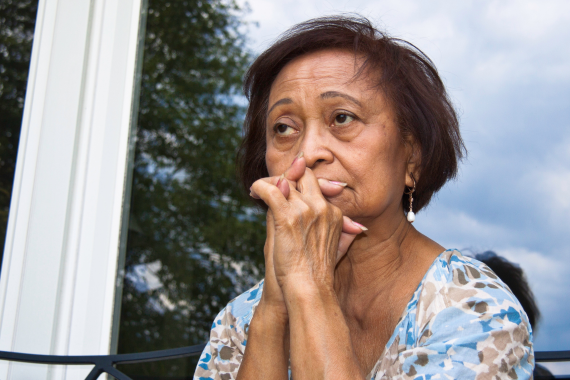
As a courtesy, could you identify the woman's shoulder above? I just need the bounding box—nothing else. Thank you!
[376,250,534,379]
[415,249,533,345]
[423,249,524,307]
[213,280,264,334]
[194,282,264,379]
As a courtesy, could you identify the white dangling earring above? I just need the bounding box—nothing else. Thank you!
[406,173,416,223]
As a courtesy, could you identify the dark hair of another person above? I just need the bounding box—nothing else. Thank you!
[474,251,541,329]
[475,252,554,379]
[237,15,466,212]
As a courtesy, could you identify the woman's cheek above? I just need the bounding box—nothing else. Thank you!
[266,147,292,176]
[271,135,298,154]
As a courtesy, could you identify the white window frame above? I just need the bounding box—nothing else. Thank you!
[0,0,145,378]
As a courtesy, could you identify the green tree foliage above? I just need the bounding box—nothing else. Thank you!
[116,0,265,377]
[0,0,38,270]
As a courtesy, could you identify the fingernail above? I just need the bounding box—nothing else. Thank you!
[276,173,285,187]
[291,151,304,166]
[329,181,347,187]
[352,221,368,231]
[249,188,260,199]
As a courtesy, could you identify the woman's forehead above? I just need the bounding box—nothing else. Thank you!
[269,50,373,98]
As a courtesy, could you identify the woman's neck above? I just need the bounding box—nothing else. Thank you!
[334,213,443,321]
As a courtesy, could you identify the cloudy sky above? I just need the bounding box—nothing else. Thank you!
[240,0,570,353]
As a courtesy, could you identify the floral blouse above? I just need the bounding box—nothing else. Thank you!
[194,250,534,379]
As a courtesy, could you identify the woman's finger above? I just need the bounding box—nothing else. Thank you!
[250,178,290,212]
[342,216,366,234]
[337,216,367,263]
[249,153,307,200]
[336,233,357,264]
[250,175,290,199]
[275,153,306,197]
[285,152,306,182]
[252,175,346,199]
[317,178,347,198]
[295,167,323,198]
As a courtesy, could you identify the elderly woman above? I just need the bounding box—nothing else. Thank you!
[194,16,534,380]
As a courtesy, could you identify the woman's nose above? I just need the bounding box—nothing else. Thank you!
[299,125,334,168]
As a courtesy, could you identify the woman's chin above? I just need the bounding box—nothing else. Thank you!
[325,196,358,218]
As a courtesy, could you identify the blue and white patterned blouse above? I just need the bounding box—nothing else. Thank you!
[194,250,534,379]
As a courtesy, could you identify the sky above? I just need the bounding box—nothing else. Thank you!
[239,0,570,354]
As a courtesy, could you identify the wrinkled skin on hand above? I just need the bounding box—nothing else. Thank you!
[250,155,364,311]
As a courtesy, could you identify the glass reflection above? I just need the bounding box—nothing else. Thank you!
[0,0,39,274]
[115,0,264,378]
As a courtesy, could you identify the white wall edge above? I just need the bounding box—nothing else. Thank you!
[0,0,145,378]
[0,0,54,353]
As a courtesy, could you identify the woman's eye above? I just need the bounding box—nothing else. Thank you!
[275,124,296,136]
[333,113,355,127]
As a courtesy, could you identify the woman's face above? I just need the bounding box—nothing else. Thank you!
[265,49,412,225]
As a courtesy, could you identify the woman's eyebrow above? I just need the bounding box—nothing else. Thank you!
[267,98,293,115]
[320,91,362,107]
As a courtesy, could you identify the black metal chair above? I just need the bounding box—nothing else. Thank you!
[0,347,568,379]
[0,344,206,380]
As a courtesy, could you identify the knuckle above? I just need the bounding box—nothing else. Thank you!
[289,203,310,226]
[268,186,281,197]
[314,200,329,215]
[332,206,343,221]
[278,201,291,215]
[281,203,304,228]
[298,202,311,218]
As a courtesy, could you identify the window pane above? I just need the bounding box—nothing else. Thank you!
[0,0,39,275]
[115,0,264,378]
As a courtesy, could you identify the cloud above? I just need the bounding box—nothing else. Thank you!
[414,206,515,249]
[494,247,569,350]
[525,140,570,221]
[498,247,565,298]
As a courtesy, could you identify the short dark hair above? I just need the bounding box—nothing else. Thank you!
[237,15,466,212]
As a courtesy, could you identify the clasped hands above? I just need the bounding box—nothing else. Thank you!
[250,153,366,316]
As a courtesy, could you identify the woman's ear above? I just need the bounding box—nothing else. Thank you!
[404,138,421,188]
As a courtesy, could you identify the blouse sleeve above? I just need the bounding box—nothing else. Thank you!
[194,281,263,380]
[193,306,247,380]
